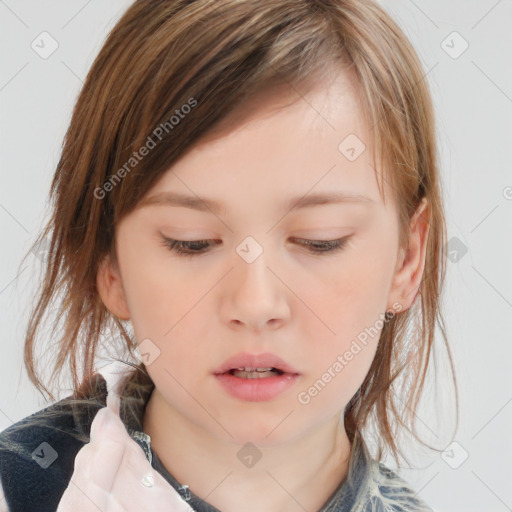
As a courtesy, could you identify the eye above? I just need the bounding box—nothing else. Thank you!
[160,236,350,257]
[160,237,220,258]
[291,237,349,254]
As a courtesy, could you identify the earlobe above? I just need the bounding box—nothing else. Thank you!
[96,255,131,320]
[387,198,430,312]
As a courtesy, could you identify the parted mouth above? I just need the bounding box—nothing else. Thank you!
[226,367,285,376]
[213,352,300,376]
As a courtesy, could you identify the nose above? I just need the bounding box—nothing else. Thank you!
[220,247,291,332]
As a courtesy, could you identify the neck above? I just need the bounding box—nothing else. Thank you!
[142,388,352,512]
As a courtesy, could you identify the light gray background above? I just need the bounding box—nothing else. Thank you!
[1,1,511,511]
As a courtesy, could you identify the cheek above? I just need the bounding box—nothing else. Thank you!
[119,257,213,378]
[302,249,395,342]
[296,344,378,419]
[294,239,396,403]
[117,239,200,335]
[295,287,382,416]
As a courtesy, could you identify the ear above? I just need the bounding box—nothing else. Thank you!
[96,254,131,320]
[387,197,430,312]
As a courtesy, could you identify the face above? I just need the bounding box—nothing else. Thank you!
[98,69,426,447]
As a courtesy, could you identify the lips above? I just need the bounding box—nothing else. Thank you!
[213,352,300,376]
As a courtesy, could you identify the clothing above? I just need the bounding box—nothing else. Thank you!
[0,363,432,512]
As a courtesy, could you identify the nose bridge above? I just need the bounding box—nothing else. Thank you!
[223,234,290,329]
[234,237,278,302]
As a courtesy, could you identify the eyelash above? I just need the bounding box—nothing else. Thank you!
[160,236,350,258]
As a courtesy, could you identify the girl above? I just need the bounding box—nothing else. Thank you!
[0,0,456,510]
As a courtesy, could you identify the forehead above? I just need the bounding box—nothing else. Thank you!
[140,68,390,214]
[196,66,363,147]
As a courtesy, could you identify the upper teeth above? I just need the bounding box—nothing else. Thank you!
[235,367,274,372]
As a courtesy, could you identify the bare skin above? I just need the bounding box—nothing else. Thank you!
[97,68,429,512]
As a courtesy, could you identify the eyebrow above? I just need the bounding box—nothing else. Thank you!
[138,190,376,215]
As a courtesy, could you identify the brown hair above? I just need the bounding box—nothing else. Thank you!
[9,0,456,464]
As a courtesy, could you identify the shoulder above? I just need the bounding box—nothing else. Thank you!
[361,459,433,512]
[0,373,108,512]
[328,434,433,512]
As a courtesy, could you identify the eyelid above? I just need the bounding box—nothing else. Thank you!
[291,237,350,253]
[159,234,352,257]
